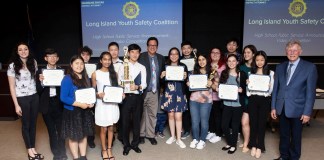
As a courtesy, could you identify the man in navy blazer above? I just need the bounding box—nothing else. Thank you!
[271,40,318,160]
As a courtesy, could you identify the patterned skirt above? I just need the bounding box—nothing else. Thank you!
[61,107,95,141]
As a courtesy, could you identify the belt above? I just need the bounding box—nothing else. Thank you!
[50,96,57,99]
[125,93,139,96]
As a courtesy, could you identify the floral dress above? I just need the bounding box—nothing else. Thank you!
[161,81,187,112]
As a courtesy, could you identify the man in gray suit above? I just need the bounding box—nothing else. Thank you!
[271,40,318,160]
[138,37,165,145]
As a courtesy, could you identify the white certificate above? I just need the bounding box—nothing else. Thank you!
[75,88,96,104]
[218,84,238,100]
[180,58,195,71]
[189,74,208,91]
[85,64,97,78]
[248,74,270,92]
[42,69,65,86]
[165,65,184,81]
[103,86,123,103]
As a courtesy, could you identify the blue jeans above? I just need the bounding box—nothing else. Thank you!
[155,112,167,133]
[190,101,212,141]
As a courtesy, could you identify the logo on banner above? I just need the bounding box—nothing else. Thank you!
[289,0,307,18]
[123,1,140,19]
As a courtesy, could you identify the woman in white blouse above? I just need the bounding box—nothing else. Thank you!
[7,42,43,160]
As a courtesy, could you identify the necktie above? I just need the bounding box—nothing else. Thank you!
[286,63,293,84]
[151,57,157,93]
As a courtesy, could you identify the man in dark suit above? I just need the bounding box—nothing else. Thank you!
[271,40,318,160]
[138,37,165,145]
[36,48,67,160]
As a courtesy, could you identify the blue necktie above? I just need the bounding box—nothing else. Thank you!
[151,58,157,93]
[286,63,293,84]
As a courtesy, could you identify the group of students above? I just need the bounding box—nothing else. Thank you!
[7,38,317,160]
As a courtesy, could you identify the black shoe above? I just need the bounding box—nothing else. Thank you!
[148,138,157,145]
[88,141,96,148]
[79,156,87,160]
[222,145,231,151]
[139,137,145,144]
[227,147,237,154]
[123,147,131,156]
[131,146,142,153]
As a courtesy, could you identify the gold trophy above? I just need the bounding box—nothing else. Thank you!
[121,46,133,93]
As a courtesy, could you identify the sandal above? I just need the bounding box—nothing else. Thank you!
[101,150,109,160]
[107,148,115,160]
[34,153,44,159]
[28,154,40,160]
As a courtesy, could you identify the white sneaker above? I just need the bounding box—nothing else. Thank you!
[176,140,186,148]
[206,132,215,140]
[190,139,198,148]
[196,140,206,149]
[166,137,176,144]
[209,135,221,143]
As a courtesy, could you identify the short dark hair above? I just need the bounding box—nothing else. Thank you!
[128,43,141,52]
[80,46,93,55]
[146,37,159,46]
[108,42,119,49]
[226,37,240,46]
[44,48,58,57]
[181,40,192,48]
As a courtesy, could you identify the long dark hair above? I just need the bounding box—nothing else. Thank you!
[67,55,90,88]
[98,51,118,86]
[9,42,36,79]
[166,47,181,65]
[220,54,240,84]
[251,50,270,75]
[242,44,257,63]
[193,53,211,76]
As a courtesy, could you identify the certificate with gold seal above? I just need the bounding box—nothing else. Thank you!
[218,84,238,100]
[42,69,65,86]
[165,65,184,81]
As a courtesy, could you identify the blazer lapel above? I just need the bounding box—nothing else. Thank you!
[288,59,303,85]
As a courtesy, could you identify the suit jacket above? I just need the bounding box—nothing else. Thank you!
[271,58,318,118]
[36,66,63,114]
[138,52,165,97]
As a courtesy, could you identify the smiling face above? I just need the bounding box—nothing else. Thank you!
[286,43,302,62]
[45,54,59,66]
[227,56,239,70]
[210,48,221,62]
[226,41,238,54]
[147,39,158,56]
[17,44,29,60]
[181,44,193,57]
[169,49,180,63]
[243,47,254,61]
[255,55,265,69]
[109,44,119,60]
[71,58,84,75]
[198,55,207,68]
[100,53,112,69]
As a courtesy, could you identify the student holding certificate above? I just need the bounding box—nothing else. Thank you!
[188,53,213,150]
[60,55,95,160]
[239,44,257,153]
[219,54,247,154]
[160,47,188,148]
[91,52,119,160]
[246,51,274,158]
[36,48,67,160]
[7,42,43,160]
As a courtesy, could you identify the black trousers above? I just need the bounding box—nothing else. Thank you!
[208,100,223,136]
[87,107,95,144]
[42,96,66,157]
[17,94,39,149]
[222,106,242,147]
[121,94,143,148]
[182,93,191,133]
[247,95,270,151]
